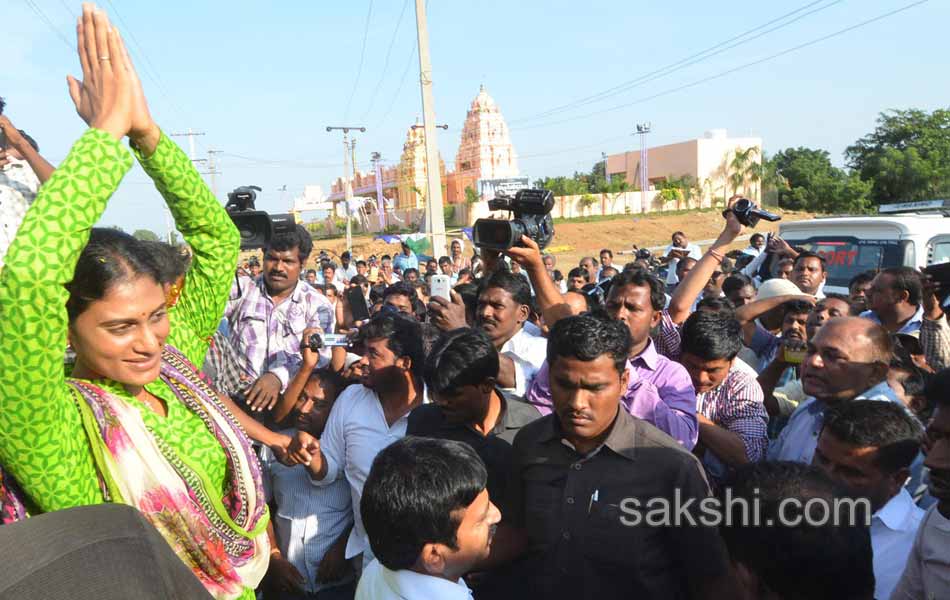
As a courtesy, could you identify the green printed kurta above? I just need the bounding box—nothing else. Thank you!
[0,128,240,513]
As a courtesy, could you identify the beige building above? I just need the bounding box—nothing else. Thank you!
[606,129,763,205]
[396,123,447,210]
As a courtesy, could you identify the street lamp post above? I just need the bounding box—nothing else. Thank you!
[635,122,651,211]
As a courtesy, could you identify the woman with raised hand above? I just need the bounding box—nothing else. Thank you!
[0,5,274,598]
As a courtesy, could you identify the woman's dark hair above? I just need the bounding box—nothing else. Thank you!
[66,228,163,322]
[424,328,499,395]
[138,240,190,285]
[361,436,487,571]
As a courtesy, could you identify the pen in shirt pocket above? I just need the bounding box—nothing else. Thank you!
[588,489,599,514]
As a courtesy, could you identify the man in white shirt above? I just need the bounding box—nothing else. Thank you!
[663,230,702,286]
[0,113,55,269]
[356,436,501,600]
[474,270,547,396]
[337,251,358,284]
[287,313,425,570]
[812,400,925,600]
[891,371,950,599]
[428,269,546,397]
[261,369,356,599]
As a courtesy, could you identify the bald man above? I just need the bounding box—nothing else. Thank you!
[769,317,903,463]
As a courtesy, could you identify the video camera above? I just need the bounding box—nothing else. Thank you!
[472,189,555,251]
[723,198,781,228]
[225,185,296,250]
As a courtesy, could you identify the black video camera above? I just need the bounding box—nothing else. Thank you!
[723,198,781,228]
[472,189,555,251]
[226,185,296,250]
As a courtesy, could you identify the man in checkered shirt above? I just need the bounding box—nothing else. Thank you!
[678,310,769,486]
[224,225,335,425]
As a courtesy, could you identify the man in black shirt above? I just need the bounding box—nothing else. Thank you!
[409,327,541,509]
[507,313,733,600]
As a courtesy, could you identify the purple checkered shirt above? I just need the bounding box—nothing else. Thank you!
[225,276,335,390]
[696,361,769,464]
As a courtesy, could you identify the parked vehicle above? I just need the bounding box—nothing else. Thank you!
[778,200,950,295]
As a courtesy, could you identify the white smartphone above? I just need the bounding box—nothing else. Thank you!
[430,274,451,301]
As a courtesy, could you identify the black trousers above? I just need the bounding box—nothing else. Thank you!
[0,503,212,599]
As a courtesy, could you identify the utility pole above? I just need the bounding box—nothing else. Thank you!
[168,129,208,244]
[635,122,651,210]
[170,129,205,161]
[326,126,366,253]
[206,148,222,199]
[414,0,447,258]
[602,151,611,186]
[371,152,386,231]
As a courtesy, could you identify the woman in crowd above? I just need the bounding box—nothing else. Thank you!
[450,237,471,273]
[0,6,278,599]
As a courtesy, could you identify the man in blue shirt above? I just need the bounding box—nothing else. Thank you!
[861,267,924,335]
[770,317,901,464]
[392,242,419,273]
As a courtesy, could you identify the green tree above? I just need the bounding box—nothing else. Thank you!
[773,147,871,214]
[845,108,950,205]
[463,186,480,205]
[132,229,160,242]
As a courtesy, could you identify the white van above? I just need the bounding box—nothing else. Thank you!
[778,200,950,295]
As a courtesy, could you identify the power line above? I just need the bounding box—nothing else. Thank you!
[510,0,841,126]
[344,0,375,122]
[56,0,77,19]
[512,0,930,133]
[103,0,191,126]
[361,0,410,122]
[22,0,73,50]
[374,44,417,129]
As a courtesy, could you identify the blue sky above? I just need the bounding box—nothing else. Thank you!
[3,0,948,233]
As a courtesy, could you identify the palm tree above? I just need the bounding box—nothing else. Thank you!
[728,146,760,197]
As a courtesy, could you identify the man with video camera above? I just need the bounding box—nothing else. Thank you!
[225,224,336,423]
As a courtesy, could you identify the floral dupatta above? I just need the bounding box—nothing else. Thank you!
[68,345,269,600]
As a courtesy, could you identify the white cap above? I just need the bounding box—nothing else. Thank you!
[343,352,362,370]
[756,277,804,300]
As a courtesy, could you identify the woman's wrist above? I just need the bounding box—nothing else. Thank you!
[89,120,128,142]
[129,123,161,157]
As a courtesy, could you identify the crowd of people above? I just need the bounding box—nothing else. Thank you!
[0,5,949,600]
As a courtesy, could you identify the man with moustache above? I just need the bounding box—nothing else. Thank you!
[506,313,732,600]
[226,225,336,418]
[286,313,425,572]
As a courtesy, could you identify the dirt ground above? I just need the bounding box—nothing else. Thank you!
[241,208,816,270]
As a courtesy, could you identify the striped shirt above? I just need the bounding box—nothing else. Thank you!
[224,276,335,390]
[261,430,355,595]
